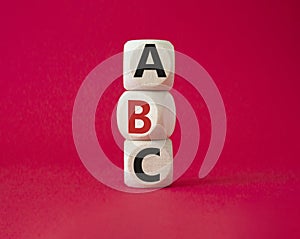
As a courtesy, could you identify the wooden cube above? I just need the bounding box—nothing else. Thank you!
[117,91,176,140]
[124,139,173,188]
[123,40,174,90]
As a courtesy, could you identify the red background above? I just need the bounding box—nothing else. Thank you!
[1,0,299,238]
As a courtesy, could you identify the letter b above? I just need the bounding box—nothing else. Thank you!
[117,91,176,140]
[128,100,151,134]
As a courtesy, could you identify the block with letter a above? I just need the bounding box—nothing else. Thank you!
[117,40,176,188]
[123,40,174,91]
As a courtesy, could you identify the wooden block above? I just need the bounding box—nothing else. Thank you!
[117,91,176,140]
[124,139,173,188]
[123,39,174,90]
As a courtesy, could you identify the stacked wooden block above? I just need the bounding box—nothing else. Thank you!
[117,40,176,188]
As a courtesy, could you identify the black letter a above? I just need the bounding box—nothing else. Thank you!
[134,44,167,78]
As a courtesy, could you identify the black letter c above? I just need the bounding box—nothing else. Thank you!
[134,148,160,182]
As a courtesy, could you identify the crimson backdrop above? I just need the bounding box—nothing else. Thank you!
[0,1,299,238]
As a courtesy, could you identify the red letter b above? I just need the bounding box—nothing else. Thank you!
[128,100,151,134]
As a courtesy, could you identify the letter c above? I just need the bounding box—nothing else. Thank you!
[134,148,160,182]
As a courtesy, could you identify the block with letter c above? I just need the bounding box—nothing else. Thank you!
[124,139,173,188]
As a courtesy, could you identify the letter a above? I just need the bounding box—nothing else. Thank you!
[134,44,167,78]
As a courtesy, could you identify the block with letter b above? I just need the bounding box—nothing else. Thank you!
[124,139,173,188]
[117,91,176,140]
[123,40,174,90]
